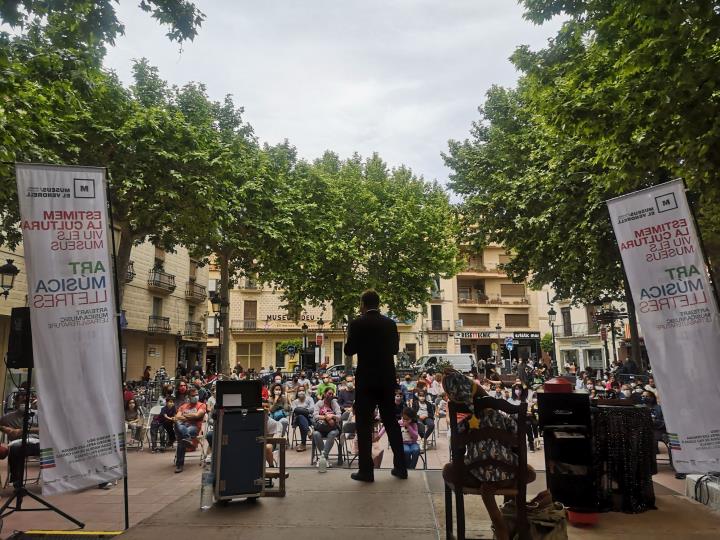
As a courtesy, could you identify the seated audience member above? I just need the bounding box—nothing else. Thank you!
[297,371,310,389]
[312,387,341,470]
[123,382,134,406]
[125,399,143,443]
[315,376,337,400]
[350,410,385,469]
[412,391,435,447]
[393,391,405,420]
[0,391,40,486]
[291,386,315,451]
[429,373,443,401]
[150,397,177,451]
[400,375,415,402]
[645,377,658,396]
[437,393,448,421]
[400,407,421,469]
[619,384,634,400]
[174,380,189,404]
[173,388,207,473]
[337,378,356,410]
[268,383,290,436]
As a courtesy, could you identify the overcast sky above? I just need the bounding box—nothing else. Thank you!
[104,1,563,188]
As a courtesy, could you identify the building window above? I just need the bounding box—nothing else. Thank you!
[188,305,195,321]
[586,349,604,369]
[499,252,512,264]
[405,343,416,363]
[500,283,525,297]
[586,305,599,334]
[561,307,572,336]
[152,297,162,317]
[189,259,198,281]
[459,313,489,327]
[236,343,262,367]
[208,278,218,293]
[504,313,529,327]
[154,247,165,261]
[207,315,218,336]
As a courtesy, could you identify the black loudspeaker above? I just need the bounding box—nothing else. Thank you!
[216,380,262,409]
[7,307,33,369]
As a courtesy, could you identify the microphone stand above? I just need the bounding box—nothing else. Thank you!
[0,367,84,528]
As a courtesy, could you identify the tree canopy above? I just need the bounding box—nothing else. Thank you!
[445,0,720,305]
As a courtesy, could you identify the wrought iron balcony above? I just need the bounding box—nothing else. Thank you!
[125,260,135,283]
[230,319,258,332]
[424,320,450,332]
[554,322,600,338]
[183,321,205,340]
[185,281,207,303]
[148,315,171,334]
[147,268,176,293]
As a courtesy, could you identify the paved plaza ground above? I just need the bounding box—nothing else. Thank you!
[1,431,717,539]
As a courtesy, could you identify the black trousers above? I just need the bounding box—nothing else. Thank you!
[355,384,405,475]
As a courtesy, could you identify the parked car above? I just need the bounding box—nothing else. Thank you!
[415,353,476,374]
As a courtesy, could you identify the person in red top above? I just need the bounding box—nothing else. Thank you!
[261,385,269,401]
[173,387,206,473]
[122,383,134,405]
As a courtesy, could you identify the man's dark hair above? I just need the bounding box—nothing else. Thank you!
[361,289,380,309]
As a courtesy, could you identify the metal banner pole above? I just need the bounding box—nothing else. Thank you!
[106,169,130,531]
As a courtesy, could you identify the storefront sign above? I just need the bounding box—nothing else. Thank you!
[266,313,317,321]
[16,164,125,495]
[454,331,494,339]
[513,331,541,339]
[607,180,720,473]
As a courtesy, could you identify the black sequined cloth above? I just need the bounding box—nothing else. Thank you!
[592,405,657,513]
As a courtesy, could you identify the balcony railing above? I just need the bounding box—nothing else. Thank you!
[462,261,507,274]
[425,320,451,331]
[148,315,171,334]
[183,321,205,340]
[125,260,135,283]
[457,294,529,306]
[147,268,176,293]
[554,322,600,338]
[230,319,258,332]
[240,278,260,290]
[185,281,207,303]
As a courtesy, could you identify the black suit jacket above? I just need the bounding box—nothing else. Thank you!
[344,310,399,390]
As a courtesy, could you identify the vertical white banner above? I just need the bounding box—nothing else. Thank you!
[16,163,125,494]
[607,180,720,473]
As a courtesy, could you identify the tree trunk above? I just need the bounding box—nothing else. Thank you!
[114,223,134,307]
[623,276,642,369]
[219,251,232,375]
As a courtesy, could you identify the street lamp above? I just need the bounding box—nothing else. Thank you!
[547,307,557,376]
[0,259,20,300]
[301,322,309,371]
[210,292,229,374]
[495,323,502,374]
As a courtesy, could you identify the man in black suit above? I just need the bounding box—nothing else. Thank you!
[344,289,407,482]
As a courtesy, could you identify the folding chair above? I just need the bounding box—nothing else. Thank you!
[340,421,358,469]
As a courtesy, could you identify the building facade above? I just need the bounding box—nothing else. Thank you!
[121,243,209,379]
[213,244,544,372]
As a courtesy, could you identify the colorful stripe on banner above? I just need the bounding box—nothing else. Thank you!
[667,433,682,451]
[40,448,56,469]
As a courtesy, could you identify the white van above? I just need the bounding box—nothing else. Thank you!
[416,353,476,373]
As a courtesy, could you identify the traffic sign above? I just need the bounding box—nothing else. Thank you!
[504,337,513,346]
[600,327,607,341]
[507,342,514,351]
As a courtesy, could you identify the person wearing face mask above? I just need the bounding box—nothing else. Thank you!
[337,379,356,410]
[297,372,310,388]
[174,380,189,404]
[312,387,342,470]
[411,391,435,449]
[316,376,337,401]
[291,386,315,451]
[172,388,207,473]
[619,384,634,400]
[269,383,290,437]
[393,391,405,420]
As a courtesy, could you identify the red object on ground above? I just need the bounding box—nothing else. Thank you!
[543,377,573,393]
[567,509,599,526]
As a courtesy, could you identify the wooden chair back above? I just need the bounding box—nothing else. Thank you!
[448,395,528,536]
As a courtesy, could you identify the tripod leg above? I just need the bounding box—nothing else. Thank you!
[0,490,20,517]
[23,490,85,528]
